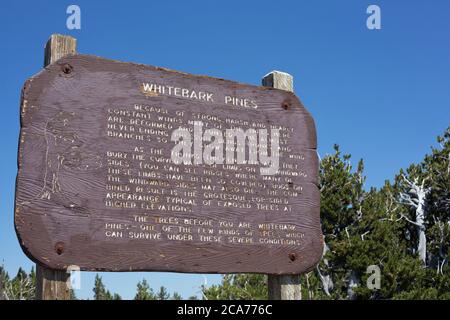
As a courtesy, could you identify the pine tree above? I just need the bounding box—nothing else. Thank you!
[172,292,182,300]
[391,127,450,298]
[111,293,122,300]
[134,278,155,300]
[93,274,120,300]
[315,145,367,299]
[202,274,267,300]
[7,267,35,300]
[93,274,107,300]
[156,286,170,300]
[0,265,10,300]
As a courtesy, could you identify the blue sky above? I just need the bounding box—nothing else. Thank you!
[0,0,449,299]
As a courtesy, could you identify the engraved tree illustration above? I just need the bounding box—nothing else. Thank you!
[29,110,102,214]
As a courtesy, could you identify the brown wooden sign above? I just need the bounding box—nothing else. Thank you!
[15,54,322,274]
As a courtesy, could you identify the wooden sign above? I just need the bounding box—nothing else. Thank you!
[15,54,322,274]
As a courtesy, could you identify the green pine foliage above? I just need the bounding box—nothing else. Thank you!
[156,286,170,300]
[172,292,182,300]
[0,266,35,300]
[202,127,450,300]
[93,274,122,300]
[133,279,191,300]
[202,274,268,300]
[134,278,156,300]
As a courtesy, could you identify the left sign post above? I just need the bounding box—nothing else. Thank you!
[29,34,76,300]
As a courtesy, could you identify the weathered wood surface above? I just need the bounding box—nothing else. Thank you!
[44,34,77,67]
[35,34,76,300]
[36,264,70,300]
[265,71,303,300]
[268,273,301,300]
[15,54,322,274]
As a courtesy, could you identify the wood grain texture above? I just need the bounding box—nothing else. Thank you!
[36,264,70,300]
[44,34,77,67]
[265,71,304,300]
[268,274,301,300]
[15,54,322,274]
[35,34,77,300]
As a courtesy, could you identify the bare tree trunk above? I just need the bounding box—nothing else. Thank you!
[416,195,427,264]
[317,243,333,296]
[400,175,430,265]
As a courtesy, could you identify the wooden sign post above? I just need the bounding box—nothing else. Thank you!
[35,34,77,300]
[15,34,322,300]
[263,71,302,300]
